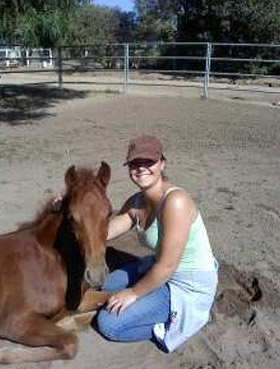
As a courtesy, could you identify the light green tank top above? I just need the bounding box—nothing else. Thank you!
[136,188,215,272]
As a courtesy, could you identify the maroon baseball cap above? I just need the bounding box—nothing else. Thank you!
[124,135,164,165]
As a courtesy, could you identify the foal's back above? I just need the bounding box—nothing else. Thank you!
[0,214,67,322]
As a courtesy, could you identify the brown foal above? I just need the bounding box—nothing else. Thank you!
[0,162,112,364]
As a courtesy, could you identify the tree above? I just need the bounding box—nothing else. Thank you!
[229,0,280,43]
[0,0,78,46]
[0,1,132,47]
[114,10,137,42]
[16,6,75,47]
[134,0,280,43]
[134,0,177,41]
[73,5,121,45]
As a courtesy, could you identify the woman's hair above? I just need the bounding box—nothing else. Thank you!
[160,155,168,181]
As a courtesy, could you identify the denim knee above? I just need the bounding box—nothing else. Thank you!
[102,269,129,292]
[96,308,122,341]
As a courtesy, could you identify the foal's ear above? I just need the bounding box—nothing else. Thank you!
[65,165,76,188]
[97,161,111,188]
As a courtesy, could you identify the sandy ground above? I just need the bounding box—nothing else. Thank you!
[0,84,280,369]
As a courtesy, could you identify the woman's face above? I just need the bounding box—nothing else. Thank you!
[127,158,165,189]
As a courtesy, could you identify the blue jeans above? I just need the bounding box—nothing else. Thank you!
[96,256,170,343]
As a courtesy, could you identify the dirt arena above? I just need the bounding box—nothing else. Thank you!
[0,85,280,369]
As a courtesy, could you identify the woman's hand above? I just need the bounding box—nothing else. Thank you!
[52,193,64,212]
[106,288,138,315]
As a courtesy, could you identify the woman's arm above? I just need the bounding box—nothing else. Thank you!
[106,194,139,241]
[107,190,196,314]
[133,190,195,296]
[107,212,133,240]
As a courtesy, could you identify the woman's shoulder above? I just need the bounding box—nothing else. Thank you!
[118,192,147,226]
[161,186,197,220]
[164,186,190,202]
[125,191,144,208]
[119,191,145,215]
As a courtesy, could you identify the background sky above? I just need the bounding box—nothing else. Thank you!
[94,0,134,12]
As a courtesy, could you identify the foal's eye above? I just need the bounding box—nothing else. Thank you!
[68,213,74,222]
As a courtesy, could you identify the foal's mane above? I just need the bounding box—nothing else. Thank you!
[17,197,63,231]
[17,167,101,231]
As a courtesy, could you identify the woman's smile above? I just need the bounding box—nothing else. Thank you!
[133,172,152,183]
[128,158,165,191]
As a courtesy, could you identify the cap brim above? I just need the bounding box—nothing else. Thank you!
[123,155,162,166]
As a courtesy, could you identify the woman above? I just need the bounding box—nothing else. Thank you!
[97,135,218,352]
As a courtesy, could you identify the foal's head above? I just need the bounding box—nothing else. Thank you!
[65,162,111,288]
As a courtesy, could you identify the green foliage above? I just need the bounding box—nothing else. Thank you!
[229,0,280,43]
[72,5,120,45]
[133,0,280,75]
[134,0,280,43]
[135,0,177,41]
[0,0,78,46]
[1,0,279,55]
[0,1,135,47]
[114,10,137,42]
[0,12,14,41]
[16,6,73,47]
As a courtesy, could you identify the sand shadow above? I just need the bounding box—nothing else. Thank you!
[0,84,89,126]
[214,262,280,325]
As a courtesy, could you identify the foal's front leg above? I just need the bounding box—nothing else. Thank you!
[54,290,112,333]
[77,289,112,313]
[0,313,78,364]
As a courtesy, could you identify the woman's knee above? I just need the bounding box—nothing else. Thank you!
[96,308,123,341]
[102,269,129,292]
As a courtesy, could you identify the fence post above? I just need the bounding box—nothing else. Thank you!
[123,43,129,93]
[58,46,63,89]
[26,48,30,67]
[203,42,212,99]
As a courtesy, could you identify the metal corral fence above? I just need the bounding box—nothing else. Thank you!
[0,42,280,98]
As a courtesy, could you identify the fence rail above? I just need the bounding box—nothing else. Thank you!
[1,42,280,98]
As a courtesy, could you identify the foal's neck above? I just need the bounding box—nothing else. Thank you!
[35,212,64,247]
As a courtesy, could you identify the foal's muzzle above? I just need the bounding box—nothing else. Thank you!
[84,264,109,290]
